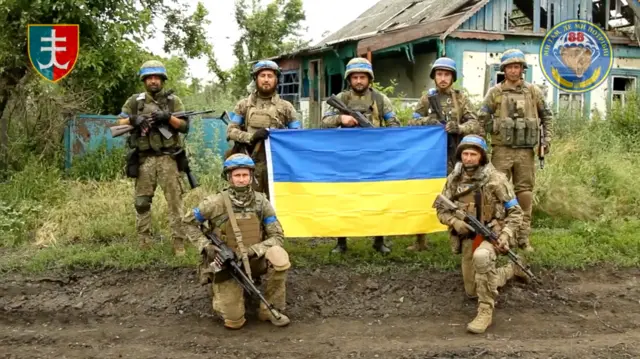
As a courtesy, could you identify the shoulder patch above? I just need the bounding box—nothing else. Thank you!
[428,88,437,96]
[136,93,145,101]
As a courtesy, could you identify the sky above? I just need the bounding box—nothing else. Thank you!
[143,0,379,82]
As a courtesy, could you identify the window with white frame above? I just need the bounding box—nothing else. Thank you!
[557,91,584,114]
[611,76,637,106]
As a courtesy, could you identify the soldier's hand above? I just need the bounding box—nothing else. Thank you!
[543,143,550,155]
[445,121,460,133]
[451,218,470,236]
[495,233,510,254]
[250,128,269,144]
[152,110,171,124]
[132,115,148,127]
[340,115,358,127]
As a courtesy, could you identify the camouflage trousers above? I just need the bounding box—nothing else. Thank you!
[491,146,535,247]
[211,256,287,328]
[460,238,514,308]
[134,154,186,245]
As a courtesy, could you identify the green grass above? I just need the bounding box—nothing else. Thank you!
[2,219,638,275]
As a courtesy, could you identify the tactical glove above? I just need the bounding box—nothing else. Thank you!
[445,121,460,133]
[152,110,171,124]
[496,232,510,253]
[250,128,269,144]
[451,218,470,236]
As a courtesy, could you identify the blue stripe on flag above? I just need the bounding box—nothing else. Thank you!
[268,127,447,183]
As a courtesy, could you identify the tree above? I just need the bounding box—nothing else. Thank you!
[230,0,309,97]
[0,0,219,173]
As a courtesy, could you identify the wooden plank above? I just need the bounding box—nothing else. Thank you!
[468,11,477,30]
[547,0,553,28]
[484,0,492,31]
[533,0,540,32]
[495,0,504,31]
[476,8,485,30]
[506,0,512,31]
[366,51,372,63]
[604,0,610,30]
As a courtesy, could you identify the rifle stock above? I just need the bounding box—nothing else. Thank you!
[433,194,538,282]
[538,124,545,169]
[205,232,282,320]
[326,95,374,128]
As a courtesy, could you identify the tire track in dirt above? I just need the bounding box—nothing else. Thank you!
[1,266,639,358]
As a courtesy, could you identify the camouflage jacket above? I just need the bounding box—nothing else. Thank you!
[477,80,553,146]
[436,163,523,243]
[321,88,401,128]
[409,88,482,136]
[182,189,284,257]
[227,92,301,144]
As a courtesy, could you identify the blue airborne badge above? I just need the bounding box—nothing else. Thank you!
[540,19,612,93]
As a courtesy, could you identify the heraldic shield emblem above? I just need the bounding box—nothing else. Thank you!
[540,20,612,93]
[28,24,79,83]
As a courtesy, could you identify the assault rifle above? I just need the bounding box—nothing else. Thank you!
[205,232,283,320]
[433,194,538,282]
[428,92,461,163]
[326,95,374,128]
[538,123,546,169]
[110,109,215,139]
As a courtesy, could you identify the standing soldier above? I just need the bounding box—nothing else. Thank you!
[407,57,482,252]
[115,60,190,256]
[227,60,302,199]
[477,49,553,252]
[434,135,529,334]
[321,57,401,255]
[182,154,291,330]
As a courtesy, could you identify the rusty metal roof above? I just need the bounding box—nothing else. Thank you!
[316,0,478,46]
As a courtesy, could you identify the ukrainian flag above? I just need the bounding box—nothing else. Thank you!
[265,126,449,237]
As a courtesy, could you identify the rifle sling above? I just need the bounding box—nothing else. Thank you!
[222,192,253,279]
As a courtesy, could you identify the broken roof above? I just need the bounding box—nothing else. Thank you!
[316,0,476,46]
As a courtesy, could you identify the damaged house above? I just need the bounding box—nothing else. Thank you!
[269,0,640,127]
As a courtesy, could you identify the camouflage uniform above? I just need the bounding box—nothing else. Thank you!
[227,60,301,199]
[321,57,400,254]
[435,135,527,334]
[182,154,291,330]
[408,57,482,251]
[117,60,189,254]
[477,49,553,252]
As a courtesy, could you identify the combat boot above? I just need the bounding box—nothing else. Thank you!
[139,234,152,250]
[406,234,427,251]
[173,238,186,257]
[258,307,290,327]
[372,236,391,254]
[466,303,493,334]
[520,243,535,253]
[331,237,347,254]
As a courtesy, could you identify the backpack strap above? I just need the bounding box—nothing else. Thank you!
[370,88,386,126]
[135,92,146,116]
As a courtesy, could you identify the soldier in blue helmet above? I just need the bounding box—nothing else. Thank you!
[227,60,302,199]
[477,49,554,253]
[406,57,482,252]
[115,59,190,256]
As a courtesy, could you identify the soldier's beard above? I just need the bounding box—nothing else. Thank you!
[463,164,480,173]
[145,84,162,94]
[229,184,255,207]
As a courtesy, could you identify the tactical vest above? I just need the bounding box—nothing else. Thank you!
[128,92,182,153]
[490,83,540,148]
[213,193,265,251]
[429,89,462,123]
[341,89,386,127]
[244,95,286,161]
[451,179,504,238]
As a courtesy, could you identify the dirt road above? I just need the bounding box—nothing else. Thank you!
[1,265,639,358]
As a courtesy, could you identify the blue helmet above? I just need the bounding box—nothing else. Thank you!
[221,153,255,180]
[500,49,528,72]
[252,60,282,79]
[456,135,488,165]
[430,57,457,82]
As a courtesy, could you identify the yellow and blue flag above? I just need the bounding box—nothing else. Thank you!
[265,126,449,237]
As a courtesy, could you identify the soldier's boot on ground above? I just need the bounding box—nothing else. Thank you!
[172,238,186,257]
[372,236,391,254]
[258,306,290,327]
[331,237,348,254]
[406,234,428,251]
[516,191,535,253]
[138,234,152,250]
[466,303,493,334]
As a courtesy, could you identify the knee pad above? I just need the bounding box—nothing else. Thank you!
[135,195,152,214]
[473,248,495,274]
[265,246,291,271]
